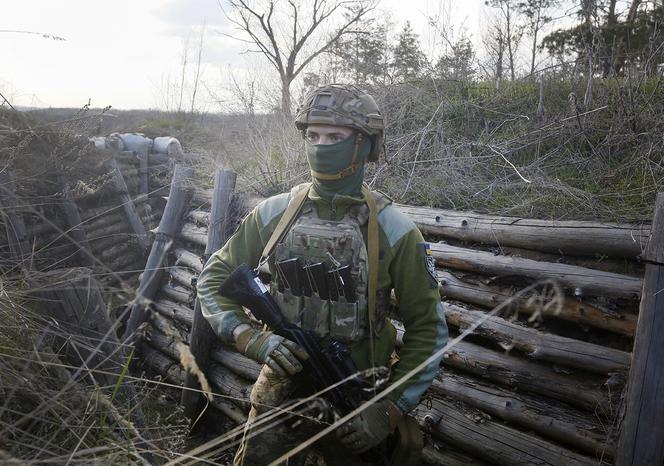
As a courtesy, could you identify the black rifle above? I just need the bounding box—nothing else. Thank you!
[218,263,369,413]
[219,263,423,465]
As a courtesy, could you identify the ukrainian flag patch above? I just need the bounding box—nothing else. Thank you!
[417,242,438,288]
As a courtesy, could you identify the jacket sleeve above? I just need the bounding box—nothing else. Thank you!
[197,206,269,345]
[384,227,448,413]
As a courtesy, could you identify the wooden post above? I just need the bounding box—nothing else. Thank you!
[182,169,237,421]
[616,193,664,466]
[122,164,193,342]
[0,171,30,269]
[138,144,149,195]
[104,158,150,251]
[56,172,94,266]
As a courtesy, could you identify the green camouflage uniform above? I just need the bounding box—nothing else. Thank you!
[197,185,448,414]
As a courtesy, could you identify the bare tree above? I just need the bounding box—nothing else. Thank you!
[481,13,507,89]
[222,0,377,116]
[486,0,524,80]
[518,0,560,76]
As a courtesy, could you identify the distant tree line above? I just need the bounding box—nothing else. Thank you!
[223,0,663,114]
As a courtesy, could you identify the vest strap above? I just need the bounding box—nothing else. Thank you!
[260,184,310,263]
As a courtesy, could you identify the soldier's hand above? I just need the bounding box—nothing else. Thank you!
[336,399,402,453]
[235,329,309,377]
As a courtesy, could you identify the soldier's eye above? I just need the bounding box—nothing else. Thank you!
[306,133,319,143]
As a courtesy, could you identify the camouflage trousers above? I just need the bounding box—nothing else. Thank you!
[233,365,373,466]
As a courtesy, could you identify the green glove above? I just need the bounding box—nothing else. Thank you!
[235,328,309,377]
[336,399,403,453]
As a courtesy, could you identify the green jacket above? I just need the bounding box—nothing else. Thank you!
[197,185,448,412]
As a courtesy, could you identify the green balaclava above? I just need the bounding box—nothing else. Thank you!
[305,132,373,201]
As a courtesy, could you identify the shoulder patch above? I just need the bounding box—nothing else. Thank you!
[377,204,416,247]
[417,242,438,288]
[257,192,291,228]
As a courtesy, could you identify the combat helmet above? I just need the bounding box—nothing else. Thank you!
[295,84,384,162]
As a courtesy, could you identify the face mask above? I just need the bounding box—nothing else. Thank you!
[306,133,372,200]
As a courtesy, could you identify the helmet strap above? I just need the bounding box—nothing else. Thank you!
[310,133,364,181]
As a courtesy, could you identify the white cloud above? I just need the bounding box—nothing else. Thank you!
[2,0,484,110]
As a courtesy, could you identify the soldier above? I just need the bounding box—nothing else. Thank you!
[197,84,448,465]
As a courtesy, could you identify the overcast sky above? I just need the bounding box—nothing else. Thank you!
[2,0,483,110]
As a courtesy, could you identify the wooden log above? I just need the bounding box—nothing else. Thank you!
[442,340,613,413]
[429,242,642,300]
[25,219,59,237]
[99,242,137,262]
[422,444,490,466]
[396,203,649,259]
[79,194,148,221]
[416,398,596,465]
[207,363,252,409]
[152,299,194,328]
[55,173,94,266]
[158,283,195,306]
[141,340,247,424]
[183,170,238,422]
[89,233,135,252]
[169,266,197,290]
[188,210,211,226]
[86,211,159,241]
[444,304,631,374]
[0,171,31,268]
[437,270,637,336]
[173,248,204,273]
[84,203,151,232]
[210,346,261,381]
[103,158,150,251]
[180,223,208,247]
[431,373,613,458]
[616,193,664,466]
[122,164,193,342]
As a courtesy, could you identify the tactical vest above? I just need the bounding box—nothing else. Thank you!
[267,186,391,344]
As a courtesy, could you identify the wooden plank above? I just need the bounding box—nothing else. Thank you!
[616,193,664,466]
[429,242,642,299]
[396,203,649,258]
[437,270,637,336]
[444,304,631,374]
[183,170,237,422]
[122,165,193,342]
[416,398,596,465]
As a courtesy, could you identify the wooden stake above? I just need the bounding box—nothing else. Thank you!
[122,164,193,342]
[616,193,664,466]
[182,169,237,421]
[104,158,150,251]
